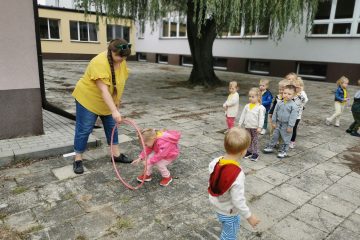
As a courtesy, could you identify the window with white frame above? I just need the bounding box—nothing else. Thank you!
[225,17,270,38]
[297,62,327,80]
[39,18,60,40]
[213,57,227,70]
[158,54,168,64]
[310,0,360,36]
[137,53,147,61]
[70,21,98,42]
[248,60,270,75]
[107,24,130,42]
[181,55,193,66]
[161,15,187,38]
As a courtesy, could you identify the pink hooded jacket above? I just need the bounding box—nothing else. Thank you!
[139,130,181,164]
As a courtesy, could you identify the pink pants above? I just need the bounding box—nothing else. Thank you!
[146,159,175,178]
[226,117,235,129]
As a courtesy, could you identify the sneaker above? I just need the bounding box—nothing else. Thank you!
[136,174,152,182]
[160,176,173,186]
[250,153,259,162]
[277,151,287,158]
[335,122,340,127]
[350,131,360,137]
[112,153,133,163]
[244,151,252,159]
[263,146,274,153]
[346,129,352,133]
[260,129,266,135]
[73,160,84,174]
[289,141,295,149]
[325,118,331,126]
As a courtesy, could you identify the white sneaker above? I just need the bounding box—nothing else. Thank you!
[260,129,266,135]
[325,118,331,126]
[335,121,340,127]
[277,151,287,158]
[263,146,274,153]
[289,141,295,149]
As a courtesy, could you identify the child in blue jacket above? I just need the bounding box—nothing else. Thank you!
[259,79,273,135]
[326,76,349,127]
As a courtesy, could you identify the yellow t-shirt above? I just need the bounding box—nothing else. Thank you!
[343,88,347,105]
[72,51,129,115]
[249,103,256,110]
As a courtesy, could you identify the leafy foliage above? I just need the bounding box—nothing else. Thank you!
[77,0,320,39]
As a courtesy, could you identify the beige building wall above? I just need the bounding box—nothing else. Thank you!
[0,0,43,139]
[39,7,136,57]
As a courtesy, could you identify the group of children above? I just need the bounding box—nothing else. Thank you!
[126,74,359,240]
[224,73,309,160]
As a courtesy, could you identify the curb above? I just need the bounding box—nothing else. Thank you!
[0,138,101,168]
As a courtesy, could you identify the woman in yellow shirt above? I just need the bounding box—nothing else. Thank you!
[72,38,132,174]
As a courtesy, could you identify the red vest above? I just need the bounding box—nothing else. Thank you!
[208,159,241,197]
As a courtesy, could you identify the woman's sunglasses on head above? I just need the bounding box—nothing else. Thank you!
[116,43,132,50]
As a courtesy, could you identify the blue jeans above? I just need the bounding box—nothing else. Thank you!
[74,101,118,153]
[217,213,241,240]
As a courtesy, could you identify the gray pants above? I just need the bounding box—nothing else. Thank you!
[269,122,292,152]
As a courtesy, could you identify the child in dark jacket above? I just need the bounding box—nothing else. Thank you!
[259,79,273,135]
[346,79,360,137]
[326,76,350,127]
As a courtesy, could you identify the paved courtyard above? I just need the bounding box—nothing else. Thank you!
[0,60,359,240]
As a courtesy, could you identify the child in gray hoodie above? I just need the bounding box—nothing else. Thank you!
[263,85,299,158]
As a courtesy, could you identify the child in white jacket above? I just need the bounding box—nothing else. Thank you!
[223,81,240,131]
[238,88,266,161]
[208,127,260,240]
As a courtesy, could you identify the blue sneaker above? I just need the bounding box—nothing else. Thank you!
[244,151,252,159]
[250,153,259,162]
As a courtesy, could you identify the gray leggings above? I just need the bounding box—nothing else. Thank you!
[270,122,292,152]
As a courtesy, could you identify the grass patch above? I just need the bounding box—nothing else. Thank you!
[75,235,87,240]
[63,192,75,201]
[248,195,261,203]
[11,186,28,195]
[0,213,7,221]
[114,217,133,230]
[21,225,44,235]
[119,196,131,204]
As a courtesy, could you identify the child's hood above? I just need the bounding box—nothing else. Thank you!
[158,130,181,144]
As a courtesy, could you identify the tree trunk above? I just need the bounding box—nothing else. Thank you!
[186,0,222,87]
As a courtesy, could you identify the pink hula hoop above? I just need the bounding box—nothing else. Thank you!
[110,118,147,190]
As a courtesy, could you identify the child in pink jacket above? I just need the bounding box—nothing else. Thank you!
[132,128,181,186]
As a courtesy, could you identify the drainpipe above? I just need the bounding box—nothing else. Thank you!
[33,0,76,121]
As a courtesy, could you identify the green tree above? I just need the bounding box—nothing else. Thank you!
[78,0,320,87]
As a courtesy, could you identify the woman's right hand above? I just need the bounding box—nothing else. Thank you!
[112,110,122,123]
[131,158,142,165]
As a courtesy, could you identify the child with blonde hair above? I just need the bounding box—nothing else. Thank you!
[238,88,266,161]
[326,76,350,127]
[290,77,309,148]
[259,79,273,135]
[132,128,181,186]
[223,81,240,131]
[208,127,260,239]
[285,72,298,83]
[264,85,298,158]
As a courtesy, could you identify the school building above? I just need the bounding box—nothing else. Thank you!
[38,0,360,84]
[37,0,136,60]
[135,0,360,84]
